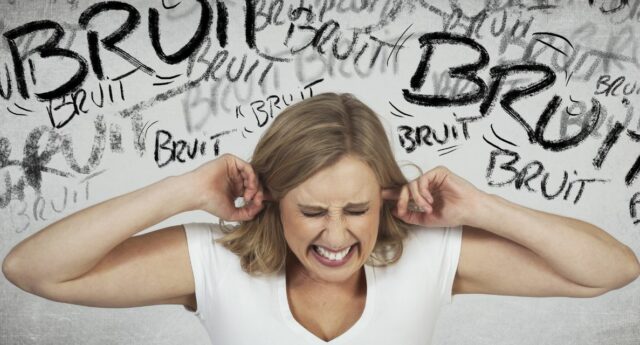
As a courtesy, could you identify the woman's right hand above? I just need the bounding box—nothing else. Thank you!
[187,154,266,221]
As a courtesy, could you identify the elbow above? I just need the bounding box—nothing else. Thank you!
[599,246,640,294]
[580,247,640,298]
[624,247,640,284]
[2,251,39,294]
[2,252,22,288]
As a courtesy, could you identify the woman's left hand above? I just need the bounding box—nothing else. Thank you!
[382,166,486,228]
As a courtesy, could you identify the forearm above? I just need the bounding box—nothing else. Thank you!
[466,193,640,289]
[3,173,199,288]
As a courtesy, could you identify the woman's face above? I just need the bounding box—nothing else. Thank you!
[279,155,382,284]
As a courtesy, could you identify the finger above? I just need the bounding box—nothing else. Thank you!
[397,185,410,218]
[381,188,401,200]
[408,179,430,212]
[416,176,434,207]
[234,159,259,201]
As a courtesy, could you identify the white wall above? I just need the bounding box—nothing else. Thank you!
[1,0,639,344]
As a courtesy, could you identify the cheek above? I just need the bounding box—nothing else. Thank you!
[350,215,380,240]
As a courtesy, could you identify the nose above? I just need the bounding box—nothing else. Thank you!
[321,212,352,249]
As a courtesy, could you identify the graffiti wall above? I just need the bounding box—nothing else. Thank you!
[1,0,639,344]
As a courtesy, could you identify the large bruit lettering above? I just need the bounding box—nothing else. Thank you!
[403,32,489,107]
[404,33,602,152]
[3,1,233,100]
[79,2,153,80]
[3,20,89,100]
[149,0,215,64]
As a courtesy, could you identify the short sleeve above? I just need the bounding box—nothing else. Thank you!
[183,222,221,319]
[439,225,463,305]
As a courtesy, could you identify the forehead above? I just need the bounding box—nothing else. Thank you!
[288,156,379,205]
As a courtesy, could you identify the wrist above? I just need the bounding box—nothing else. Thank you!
[463,191,504,229]
[163,172,204,213]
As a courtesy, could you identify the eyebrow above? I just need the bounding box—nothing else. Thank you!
[297,202,370,210]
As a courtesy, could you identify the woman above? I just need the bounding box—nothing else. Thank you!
[3,93,639,344]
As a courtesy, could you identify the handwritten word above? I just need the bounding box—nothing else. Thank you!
[2,0,226,100]
[486,149,608,204]
[595,74,640,97]
[397,122,470,154]
[46,81,126,128]
[8,174,98,233]
[404,32,603,153]
[0,115,143,206]
[154,129,234,168]
[294,37,400,83]
[237,79,323,133]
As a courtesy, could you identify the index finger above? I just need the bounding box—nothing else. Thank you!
[381,188,401,200]
[233,158,259,201]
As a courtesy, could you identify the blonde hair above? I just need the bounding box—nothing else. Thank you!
[218,93,411,274]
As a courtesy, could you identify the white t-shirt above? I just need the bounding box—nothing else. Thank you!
[183,222,462,345]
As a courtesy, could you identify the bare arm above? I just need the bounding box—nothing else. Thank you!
[2,154,265,307]
[2,174,197,298]
[384,166,640,298]
[455,193,640,296]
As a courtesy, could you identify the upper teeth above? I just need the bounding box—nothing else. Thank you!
[315,245,351,261]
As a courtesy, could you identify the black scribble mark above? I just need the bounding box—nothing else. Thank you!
[14,103,32,112]
[527,4,557,10]
[255,48,291,63]
[627,129,640,141]
[532,32,574,50]
[483,135,506,151]
[564,71,573,86]
[28,59,36,84]
[438,147,458,156]
[162,0,181,9]
[490,124,517,147]
[7,106,28,116]
[534,39,567,56]
[634,219,640,225]
[119,80,125,101]
[242,132,247,139]
[236,106,246,118]
[390,112,403,118]
[387,24,412,67]
[79,169,107,183]
[153,81,174,86]
[138,120,159,146]
[243,127,253,133]
[210,129,236,140]
[144,121,159,142]
[113,67,140,81]
[155,73,181,80]
[395,33,413,65]
[389,101,414,117]
[566,96,582,116]
[437,145,458,152]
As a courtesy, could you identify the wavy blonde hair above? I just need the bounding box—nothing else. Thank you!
[218,92,411,274]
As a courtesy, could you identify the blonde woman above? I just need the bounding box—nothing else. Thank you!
[3,93,639,344]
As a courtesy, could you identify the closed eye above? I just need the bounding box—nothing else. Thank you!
[301,209,368,217]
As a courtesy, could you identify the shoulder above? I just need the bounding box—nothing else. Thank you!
[182,222,241,273]
[182,222,227,239]
[404,225,463,249]
[398,225,463,266]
